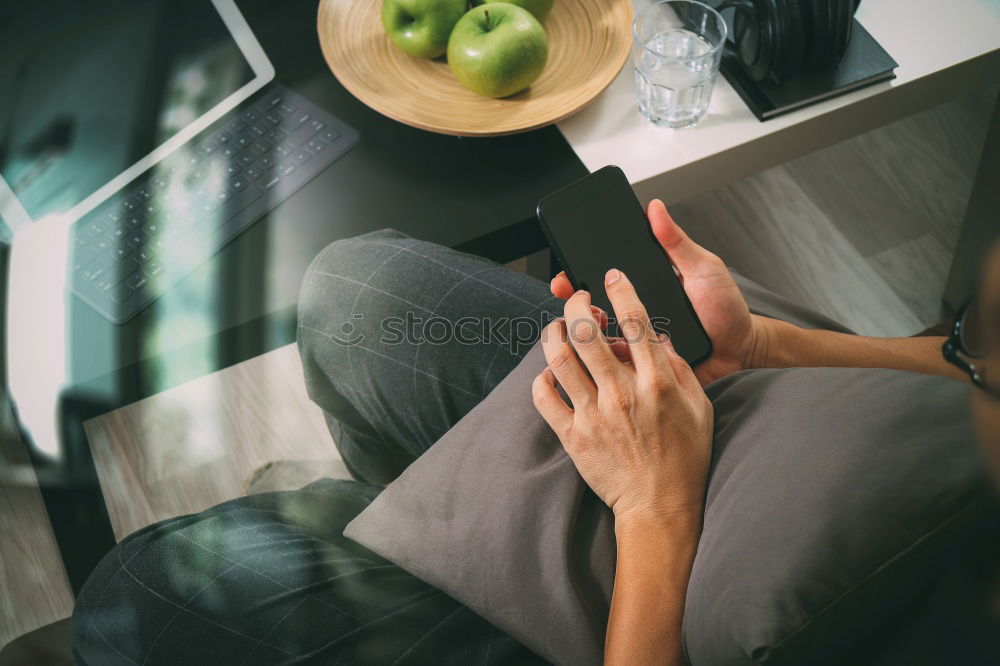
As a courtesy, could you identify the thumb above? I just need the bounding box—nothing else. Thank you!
[647,199,714,273]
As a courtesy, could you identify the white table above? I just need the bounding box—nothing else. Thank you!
[557,0,1000,207]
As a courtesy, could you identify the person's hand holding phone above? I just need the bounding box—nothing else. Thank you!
[534,269,713,520]
[550,199,766,385]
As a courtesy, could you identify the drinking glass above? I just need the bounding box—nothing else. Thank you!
[632,0,727,128]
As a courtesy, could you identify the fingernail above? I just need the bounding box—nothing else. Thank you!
[605,268,622,284]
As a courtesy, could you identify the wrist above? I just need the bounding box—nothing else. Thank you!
[747,315,798,370]
[613,503,703,542]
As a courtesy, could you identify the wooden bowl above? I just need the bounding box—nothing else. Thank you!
[317,0,634,136]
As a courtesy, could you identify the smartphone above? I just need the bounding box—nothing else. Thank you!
[536,165,712,366]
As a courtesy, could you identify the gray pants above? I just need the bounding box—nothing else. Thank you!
[70,230,562,665]
[297,229,565,485]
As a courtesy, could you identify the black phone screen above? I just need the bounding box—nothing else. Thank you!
[537,165,712,366]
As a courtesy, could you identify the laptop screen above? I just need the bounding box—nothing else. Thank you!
[0,0,258,223]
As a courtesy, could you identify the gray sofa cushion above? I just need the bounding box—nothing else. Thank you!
[345,279,990,665]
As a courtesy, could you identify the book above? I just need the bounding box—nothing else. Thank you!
[721,20,898,121]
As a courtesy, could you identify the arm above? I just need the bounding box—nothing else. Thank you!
[607,513,701,666]
[533,270,712,666]
[751,316,964,381]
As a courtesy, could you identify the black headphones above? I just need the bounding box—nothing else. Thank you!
[716,0,859,84]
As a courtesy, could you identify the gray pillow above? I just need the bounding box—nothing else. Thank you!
[346,342,613,665]
[345,282,991,665]
[685,367,989,665]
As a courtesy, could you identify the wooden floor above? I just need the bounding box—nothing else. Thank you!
[1,85,996,652]
[0,425,75,653]
[84,343,340,542]
[673,85,998,337]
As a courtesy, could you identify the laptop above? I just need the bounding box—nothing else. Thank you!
[0,0,359,323]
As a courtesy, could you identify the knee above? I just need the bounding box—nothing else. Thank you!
[298,229,422,334]
[297,229,419,414]
[298,230,396,369]
[70,488,380,664]
[69,523,180,664]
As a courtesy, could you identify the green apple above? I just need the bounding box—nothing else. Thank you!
[471,0,554,22]
[381,0,468,59]
[447,3,548,98]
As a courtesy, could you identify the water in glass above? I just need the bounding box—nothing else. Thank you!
[634,28,718,128]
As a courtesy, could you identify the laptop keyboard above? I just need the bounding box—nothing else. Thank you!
[69,84,359,323]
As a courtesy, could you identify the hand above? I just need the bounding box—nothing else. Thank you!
[533,268,714,523]
[550,200,767,385]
